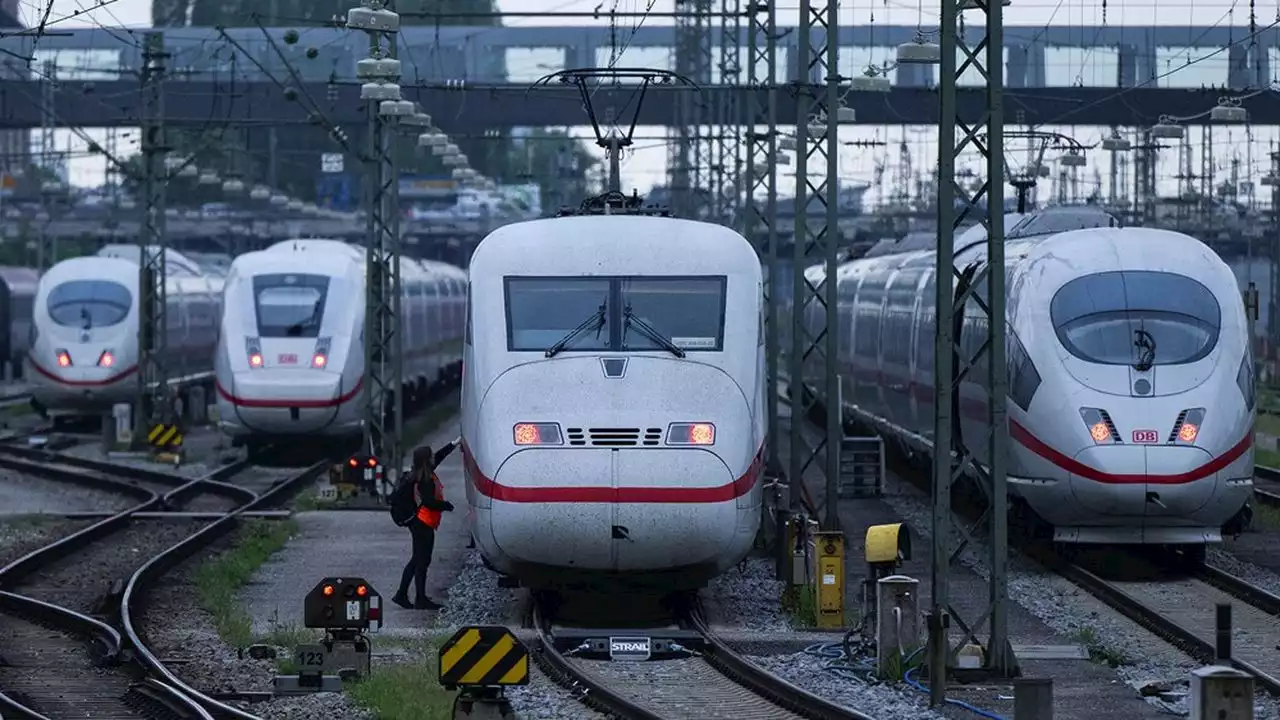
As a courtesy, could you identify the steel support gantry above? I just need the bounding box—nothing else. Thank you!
[355,1,405,480]
[927,0,1014,705]
[745,0,781,471]
[134,31,172,448]
[670,0,713,219]
[714,0,744,226]
[788,0,842,530]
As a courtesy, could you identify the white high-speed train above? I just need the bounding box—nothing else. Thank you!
[801,208,1254,560]
[214,239,466,455]
[462,214,766,591]
[28,246,223,419]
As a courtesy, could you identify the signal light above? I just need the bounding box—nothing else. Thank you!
[357,584,367,597]
[312,353,327,368]
[348,457,357,467]
[667,422,716,446]
[55,349,71,367]
[344,584,356,599]
[249,352,264,368]
[322,584,334,596]
[513,422,562,446]
[98,350,114,368]
[368,458,377,467]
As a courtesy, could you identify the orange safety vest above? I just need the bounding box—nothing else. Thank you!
[415,472,445,529]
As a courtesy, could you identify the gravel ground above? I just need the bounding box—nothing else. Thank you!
[61,442,226,479]
[0,517,88,567]
[0,470,139,515]
[431,550,517,629]
[707,556,793,631]
[882,485,1280,720]
[16,521,198,612]
[749,651,948,719]
[1208,545,1280,597]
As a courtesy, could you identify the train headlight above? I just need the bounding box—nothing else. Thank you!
[513,422,563,446]
[667,422,716,446]
[312,354,327,368]
[97,350,115,368]
[55,349,71,368]
[313,337,331,369]
[1078,408,1118,444]
[245,337,263,369]
[1170,408,1205,445]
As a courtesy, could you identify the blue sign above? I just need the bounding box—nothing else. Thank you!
[316,174,355,211]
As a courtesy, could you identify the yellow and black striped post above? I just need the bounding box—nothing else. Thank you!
[147,423,184,451]
[438,626,529,690]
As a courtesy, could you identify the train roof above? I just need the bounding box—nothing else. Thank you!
[242,242,463,282]
[472,215,759,277]
[97,244,208,277]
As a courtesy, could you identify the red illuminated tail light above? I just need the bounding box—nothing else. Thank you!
[312,354,327,368]
[55,349,71,367]
[513,423,563,446]
[667,422,716,446]
[248,352,264,368]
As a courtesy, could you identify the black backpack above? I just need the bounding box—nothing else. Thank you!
[388,475,418,527]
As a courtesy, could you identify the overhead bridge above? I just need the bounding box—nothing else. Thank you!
[1,81,1274,129]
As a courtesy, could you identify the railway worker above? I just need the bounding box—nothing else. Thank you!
[391,438,460,610]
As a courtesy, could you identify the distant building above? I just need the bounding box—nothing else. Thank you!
[0,0,30,176]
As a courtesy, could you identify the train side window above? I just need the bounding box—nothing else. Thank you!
[1008,327,1041,412]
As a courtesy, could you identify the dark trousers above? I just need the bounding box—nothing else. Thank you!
[397,522,436,600]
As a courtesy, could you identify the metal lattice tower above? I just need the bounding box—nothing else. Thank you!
[788,0,841,528]
[745,0,780,468]
[713,0,742,225]
[927,0,1013,704]
[38,60,56,271]
[670,0,713,218]
[134,31,170,446]
[353,0,406,479]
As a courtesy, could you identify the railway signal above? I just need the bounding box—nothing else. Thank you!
[275,577,382,695]
[439,626,529,719]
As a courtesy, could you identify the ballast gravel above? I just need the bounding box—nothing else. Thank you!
[432,550,516,629]
[1208,545,1280,597]
[707,556,793,631]
[0,517,86,567]
[0,470,138,515]
[749,651,950,719]
[882,485,1280,720]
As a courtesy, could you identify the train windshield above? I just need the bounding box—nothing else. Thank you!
[47,280,132,328]
[505,276,726,353]
[1050,270,1220,367]
[253,273,330,339]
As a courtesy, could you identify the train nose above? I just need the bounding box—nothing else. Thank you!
[217,370,356,433]
[484,448,740,573]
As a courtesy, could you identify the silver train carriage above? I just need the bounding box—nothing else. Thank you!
[214,239,466,454]
[462,215,767,591]
[799,208,1254,555]
[28,246,223,417]
[0,266,39,381]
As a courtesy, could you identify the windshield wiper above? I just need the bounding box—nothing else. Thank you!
[623,306,686,358]
[80,306,92,331]
[545,301,607,358]
[1133,328,1156,372]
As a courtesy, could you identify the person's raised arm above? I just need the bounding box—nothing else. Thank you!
[433,436,462,466]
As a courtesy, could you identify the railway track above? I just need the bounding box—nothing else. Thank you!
[0,443,326,719]
[1254,464,1280,508]
[532,597,875,720]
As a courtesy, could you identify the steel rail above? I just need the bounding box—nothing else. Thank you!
[1196,565,1280,616]
[684,607,877,720]
[1028,546,1280,696]
[120,460,330,720]
[1253,464,1280,508]
[0,458,255,719]
[529,600,665,720]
